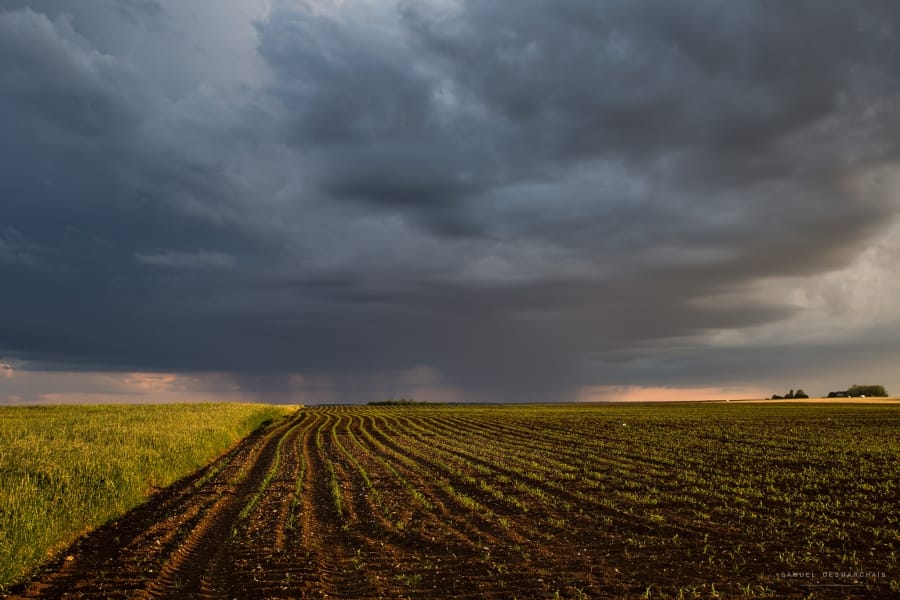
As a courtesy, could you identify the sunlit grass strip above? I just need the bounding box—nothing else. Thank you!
[0,403,295,589]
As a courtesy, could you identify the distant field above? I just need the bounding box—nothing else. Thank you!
[0,403,295,588]
[4,403,900,599]
[734,397,900,404]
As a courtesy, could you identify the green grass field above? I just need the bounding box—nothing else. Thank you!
[0,403,295,587]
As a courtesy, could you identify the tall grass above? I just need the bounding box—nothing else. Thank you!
[0,403,294,588]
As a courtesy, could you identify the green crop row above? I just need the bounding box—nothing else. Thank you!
[306,402,900,597]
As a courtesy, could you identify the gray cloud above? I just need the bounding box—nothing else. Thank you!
[3,1,900,402]
[0,8,149,136]
[403,1,900,163]
[111,0,164,22]
[135,250,236,270]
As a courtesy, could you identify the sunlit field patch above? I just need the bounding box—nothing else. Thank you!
[0,403,294,587]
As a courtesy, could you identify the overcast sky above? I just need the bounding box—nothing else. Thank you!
[3,0,900,404]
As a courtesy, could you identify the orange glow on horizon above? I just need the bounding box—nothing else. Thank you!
[576,385,769,402]
[123,372,180,392]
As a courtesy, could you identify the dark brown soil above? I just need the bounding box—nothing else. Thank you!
[3,409,893,599]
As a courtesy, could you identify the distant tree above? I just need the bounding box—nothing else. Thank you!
[772,389,808,399]
[846,384,888,398]
[367,397,450,406]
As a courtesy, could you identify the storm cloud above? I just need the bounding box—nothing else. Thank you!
[3,0,900,403]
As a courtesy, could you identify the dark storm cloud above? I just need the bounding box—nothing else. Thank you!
[0,8,148,135]
[257,1,900,262]
[0,7,275,373]
[403,1,900,163]
[3,1,900,402]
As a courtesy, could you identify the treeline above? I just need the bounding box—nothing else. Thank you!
[768,384,889,399]
[367,398,443,406]
[769,389,809,400]
[829,384,888,398]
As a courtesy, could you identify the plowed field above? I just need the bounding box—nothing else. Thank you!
[5,404,899,599]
